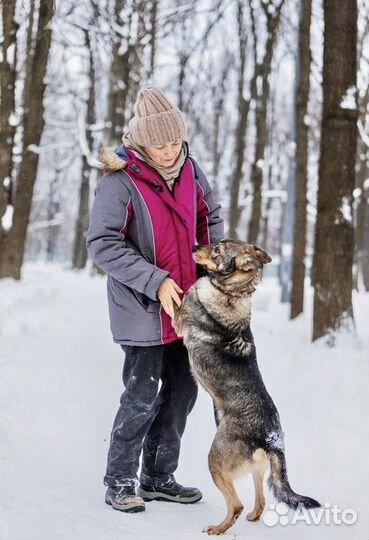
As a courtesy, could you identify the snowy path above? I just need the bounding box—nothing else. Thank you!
[1,264,368,540]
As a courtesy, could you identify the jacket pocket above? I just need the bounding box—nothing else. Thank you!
[131,289,160,313]
[108,276,160,313]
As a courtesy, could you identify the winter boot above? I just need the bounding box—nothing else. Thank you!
[105,485,145,513]
[137,474,202,504]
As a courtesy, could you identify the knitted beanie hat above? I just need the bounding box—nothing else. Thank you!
[128,87,187,147]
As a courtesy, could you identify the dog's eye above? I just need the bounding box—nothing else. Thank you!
[213,247,220,255]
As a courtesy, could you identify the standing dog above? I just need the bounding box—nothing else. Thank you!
[173,240,320,535]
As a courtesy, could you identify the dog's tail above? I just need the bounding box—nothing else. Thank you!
[267,449,320,509]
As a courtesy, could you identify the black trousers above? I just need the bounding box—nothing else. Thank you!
[104,340,198,488]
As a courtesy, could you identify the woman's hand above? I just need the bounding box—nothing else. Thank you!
[157,277,183,318]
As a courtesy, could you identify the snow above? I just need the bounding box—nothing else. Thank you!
[338,197,352,224]
[263,189,287,201]
[256,75,263,96]
[1,204,14,231]
[8,112,19,127]
[0,264,368,540]
[77,113,102,169]
[358,119,369,149]
[265,430,285,452]
[256,159,264,169]
[340,86,357,110]
[28,215,64,231]
[28,144,41,155]
[6,43,15,65]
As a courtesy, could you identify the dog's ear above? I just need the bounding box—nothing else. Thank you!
[236,253,253,271]
[253,245,272,264]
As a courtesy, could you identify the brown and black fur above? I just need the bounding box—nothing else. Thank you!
[173,240,320,535]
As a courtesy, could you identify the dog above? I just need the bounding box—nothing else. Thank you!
[173,240,320,535]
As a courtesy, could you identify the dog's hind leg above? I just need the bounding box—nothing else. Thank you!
[203,455,244,535]
[247,468,266,522]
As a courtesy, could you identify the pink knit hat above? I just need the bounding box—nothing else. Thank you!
[129,87,187,147]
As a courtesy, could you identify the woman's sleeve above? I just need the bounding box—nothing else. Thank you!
[192,158,225,245]
[86,172,169,300]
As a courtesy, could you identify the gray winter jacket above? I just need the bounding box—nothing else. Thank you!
[86,144,224,346]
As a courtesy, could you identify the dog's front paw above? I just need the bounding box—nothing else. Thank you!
[246,510,262,521]
[202,525,224,535]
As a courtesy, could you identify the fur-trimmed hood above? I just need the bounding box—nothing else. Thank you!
[99,146,128,172]
[99,142,190,177]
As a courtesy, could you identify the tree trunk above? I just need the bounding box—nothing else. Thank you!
[73,164,91,268]
[178,52,186,113]
[353,74,369,291]
[312,0,358,342]
[0,0,54,280]
[106,0,146,144]
[46,169,61,262]
[247,1,284,244]
[0,0,18,219]
[149,0,158,78]
[290,0,312,318]
[72,27,96,270]
[107,0,128,144]
[360,196,369,290]
[210,52,230,203]
[228,1,249,240]
[355,134,369,291]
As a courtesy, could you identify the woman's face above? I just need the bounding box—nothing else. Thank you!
[145,140,182,166]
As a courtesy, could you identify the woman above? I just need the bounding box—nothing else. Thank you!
[86,87,224,513]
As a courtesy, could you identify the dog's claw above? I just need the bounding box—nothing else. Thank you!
[246,511,261,522]
[202,525,224,535]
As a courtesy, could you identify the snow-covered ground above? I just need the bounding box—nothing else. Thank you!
[1,264,368,540]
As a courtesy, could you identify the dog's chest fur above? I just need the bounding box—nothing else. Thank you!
[178,278,254,399]
[196,278,252,330]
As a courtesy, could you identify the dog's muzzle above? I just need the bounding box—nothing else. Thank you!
[206,257,237,278]
[219,257,236,275]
